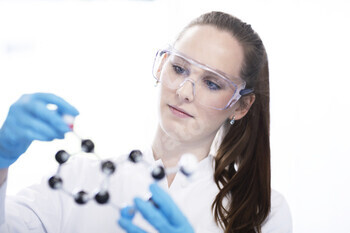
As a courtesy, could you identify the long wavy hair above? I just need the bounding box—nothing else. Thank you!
[176,12,270,232]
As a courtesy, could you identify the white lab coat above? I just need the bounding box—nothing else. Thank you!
[0,148,292,233]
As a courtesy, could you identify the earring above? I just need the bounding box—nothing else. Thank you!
[230,116,235,125]
[154,80,159,87]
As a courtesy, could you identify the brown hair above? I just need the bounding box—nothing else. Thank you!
[177,12,270,232]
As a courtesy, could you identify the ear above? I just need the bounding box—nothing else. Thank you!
[230,94,255,120]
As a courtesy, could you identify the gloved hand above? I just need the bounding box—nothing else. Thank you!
[0,93,79,169]
[118,183,195,233]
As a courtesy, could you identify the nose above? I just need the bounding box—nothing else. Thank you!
[176,79,195,103]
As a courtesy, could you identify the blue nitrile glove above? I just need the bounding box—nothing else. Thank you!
[118,183,195,233]
[0,93,79,169]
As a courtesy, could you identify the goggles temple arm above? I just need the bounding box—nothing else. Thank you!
[239,88,254,96]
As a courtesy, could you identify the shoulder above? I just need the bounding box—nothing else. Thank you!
[261,190,293,233]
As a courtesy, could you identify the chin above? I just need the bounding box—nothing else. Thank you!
[160,117,205,144]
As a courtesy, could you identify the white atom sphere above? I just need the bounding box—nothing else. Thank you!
[179,153,198,176]
[62,114,75,125]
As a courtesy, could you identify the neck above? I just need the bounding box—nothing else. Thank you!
[152,125,215,169]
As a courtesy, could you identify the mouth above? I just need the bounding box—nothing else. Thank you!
[168,105,194,118]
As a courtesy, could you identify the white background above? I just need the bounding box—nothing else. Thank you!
[0,0,349,232]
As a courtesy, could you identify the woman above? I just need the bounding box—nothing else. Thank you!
[0,11,292,233]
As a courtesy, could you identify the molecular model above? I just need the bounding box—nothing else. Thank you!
[47,115,199,211]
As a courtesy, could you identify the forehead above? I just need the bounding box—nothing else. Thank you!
[174,25,244,79]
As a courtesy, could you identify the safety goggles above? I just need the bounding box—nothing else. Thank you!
[152,46,252,110]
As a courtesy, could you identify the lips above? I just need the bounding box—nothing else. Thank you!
[168,105,194,118]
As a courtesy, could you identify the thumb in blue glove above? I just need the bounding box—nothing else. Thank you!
[118,183,195,233]
[0,93,79,169]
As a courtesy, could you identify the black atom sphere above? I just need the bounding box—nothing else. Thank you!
[128,150,143,163]
[101,160,116,175]
[55,150,70,164]
[95,191,110,204]
[81,139,95,153]
[151,166,165,180]
[74,190,89,204]
[48,176,63,189]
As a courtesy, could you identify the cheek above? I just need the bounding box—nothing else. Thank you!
[158,85,172,104]
[156,85,231,140]
[199,109,228,131]
[203,104,231,119]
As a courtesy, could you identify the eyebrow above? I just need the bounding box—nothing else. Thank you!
[202,69,222,78]
[171,48,241,84]
[170,55,190,65]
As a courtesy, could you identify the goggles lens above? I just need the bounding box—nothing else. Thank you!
[152,48,246,110]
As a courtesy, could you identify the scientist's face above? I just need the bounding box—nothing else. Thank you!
[157,25,245,143]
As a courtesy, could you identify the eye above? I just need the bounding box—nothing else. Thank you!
[204,80,221,90]
[172,65,188,75]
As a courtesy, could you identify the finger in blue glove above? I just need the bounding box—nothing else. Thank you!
[120,206,136,220]
[133,183,195,233]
